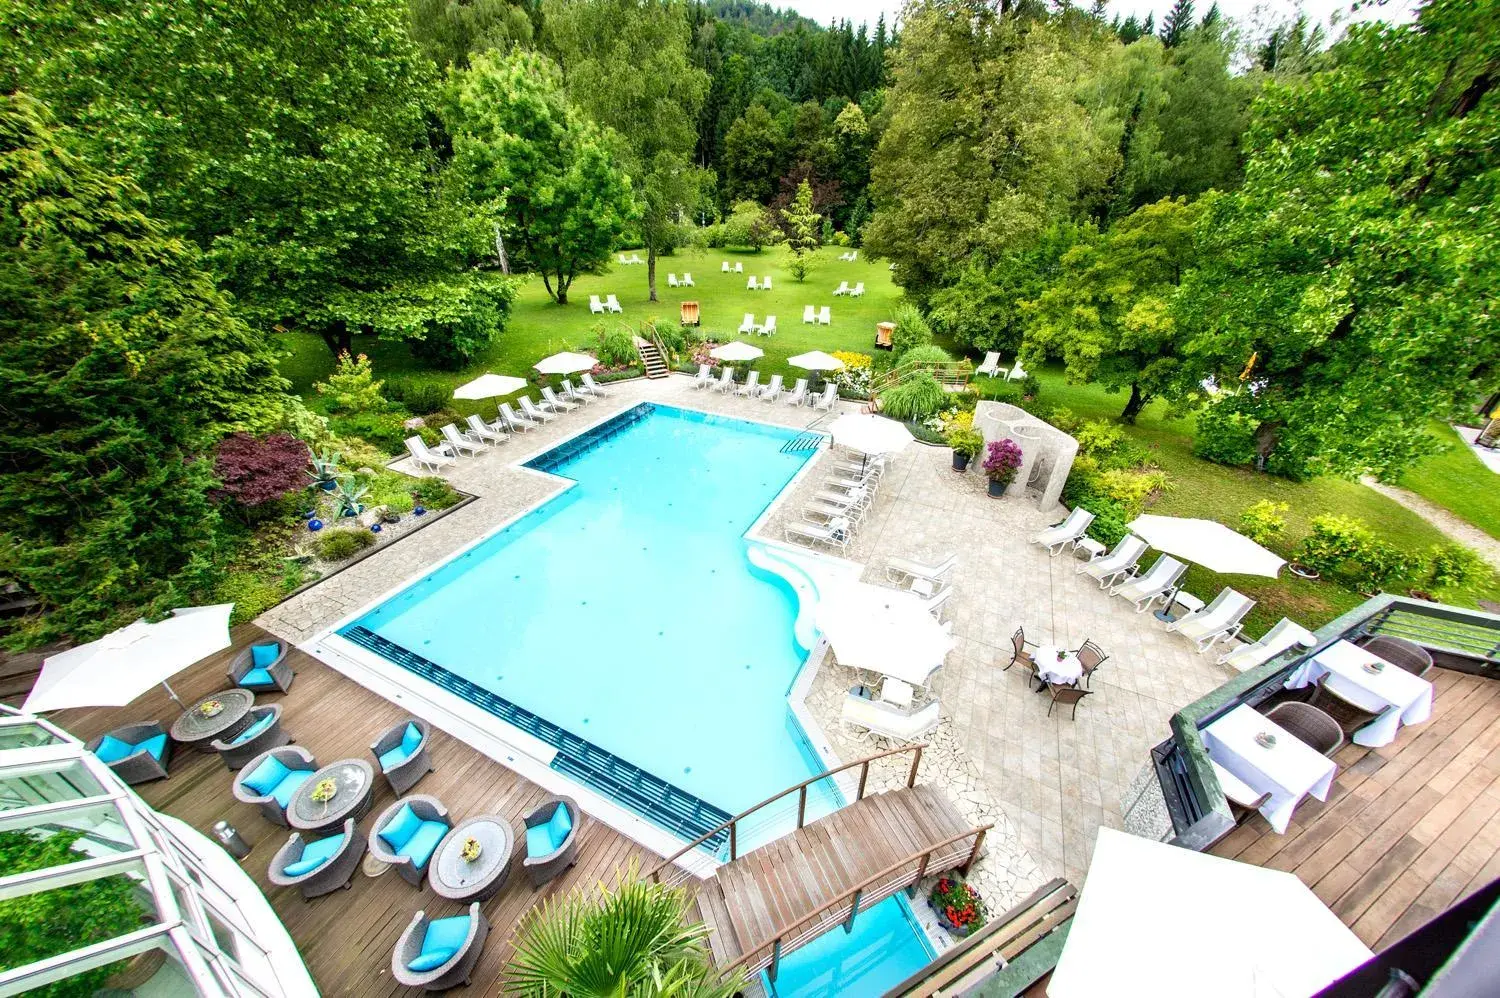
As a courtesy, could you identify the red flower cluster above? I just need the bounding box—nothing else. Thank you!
[929,877,987,934]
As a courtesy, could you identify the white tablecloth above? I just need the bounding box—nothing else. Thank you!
[1203,704,1337,834]
[1035,646,1084,686]
[1284,639,1434,747]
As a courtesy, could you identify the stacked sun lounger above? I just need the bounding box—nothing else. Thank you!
[785,452,887,551]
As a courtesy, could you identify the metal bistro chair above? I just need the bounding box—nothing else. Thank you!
[1045,682,1094,720]
[1265,701,1344,757]
[1075,639,1109,689]
[1308,673,1382,739]
[1359,634,1434,679]
[1003,626,1037,674]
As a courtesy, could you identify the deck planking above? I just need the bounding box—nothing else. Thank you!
[1210,668,1500,949]
[47,625,653,996]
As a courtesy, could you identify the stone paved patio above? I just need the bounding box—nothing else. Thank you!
[259,375,1235,902]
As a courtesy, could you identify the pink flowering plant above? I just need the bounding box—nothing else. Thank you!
[982,439,1023,485]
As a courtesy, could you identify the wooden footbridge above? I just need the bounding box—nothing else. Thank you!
[648,744,992,982]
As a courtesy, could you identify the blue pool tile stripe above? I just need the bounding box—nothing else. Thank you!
[340,625,732,851]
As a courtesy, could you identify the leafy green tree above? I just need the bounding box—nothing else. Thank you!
[1024,198,1203,422]
[544,0,710,302]
[3,0,500,360]
[722,199,776,250]
[0,93,288,645]
[1174,0,1500,479]
[1159,0,1195,47]
[781,178,821,282]
[723,102,787,203]
[444,49,635,306]
[406,0,536,68]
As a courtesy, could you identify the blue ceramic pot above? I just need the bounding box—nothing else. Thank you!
[370,523,382,533]
[307,518,324,531]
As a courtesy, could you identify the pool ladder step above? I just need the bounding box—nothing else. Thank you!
[780,432,822,454]
[339,626,732,850]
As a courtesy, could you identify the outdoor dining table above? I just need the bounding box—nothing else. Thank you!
[287,758,375,835]
[169,688,255,752]
[429,814,515,902]
[1283,639,1434,747]
[1034,646,1084,687]
[1202,703,1337,834]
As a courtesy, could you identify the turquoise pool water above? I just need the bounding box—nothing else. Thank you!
[764,895,936,998]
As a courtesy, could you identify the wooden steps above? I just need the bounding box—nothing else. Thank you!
[638,339,669,379]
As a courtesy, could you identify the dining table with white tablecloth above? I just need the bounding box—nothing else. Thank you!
[1034,646,1084,686]
[1202,703,1337,834]
[1283,639,1434,747]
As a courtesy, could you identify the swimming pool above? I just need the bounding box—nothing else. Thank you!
[764,895,936,998]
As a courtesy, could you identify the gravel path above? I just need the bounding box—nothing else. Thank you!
[1361,476,1500,572]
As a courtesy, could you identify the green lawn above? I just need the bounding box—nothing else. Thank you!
[1397,420,1500,542]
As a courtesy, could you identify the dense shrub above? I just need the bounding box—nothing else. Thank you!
[317,529,376,561]
[1239,500,1289,546]
[899,344,953,368]
[595,366,644,383]
[315,352,386,413]
[891,302,933,357]
[1075,419,1150,470]
[831,351,873,398]
[879,371,947,422]
[328,411,414,455]
[213,433,310,507]
[596,325,638,367]
[1296,514,1425,592]
[387,378,452,416]
[215,570,289,622]
[405,277,516,370]
[1193,405,1259,467]
[412,476,463,509]
[1429,543,1485,588]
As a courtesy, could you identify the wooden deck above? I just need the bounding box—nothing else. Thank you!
[49,625,652,997]
[693,782,980,975]
[1210,667,1500,949]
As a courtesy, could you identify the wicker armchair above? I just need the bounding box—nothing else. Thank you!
[228,640,294,694]
[1360,634,1434,678]
[1265,702,1344,757]
[1076,639,1109,689]
[1044,682,1094,720]
[210,704,291,771]
[232,746,318,826]
[370,719,433,796]
[86,722,173,785]
[268,818,366,899]
[369,795,452,887]
[391,903,490,991]
[522,797,582,888]
[1309,674,1382,737]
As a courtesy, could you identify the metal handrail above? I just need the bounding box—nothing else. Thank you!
[869,360,974,395]
[721,822,995,981]
[647,743,928,883]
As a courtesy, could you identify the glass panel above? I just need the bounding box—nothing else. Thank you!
[0,858,161,975]
[0,722,62,750]
[0,802,137,876]
[0,760,105,811]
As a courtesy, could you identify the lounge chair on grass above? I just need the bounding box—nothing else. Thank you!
[228,638,294,693]
[369,795,451,887]
[759,374,784,401]
[518,396,556,423]
[759,315,778,336]
[1167,588,1255,651]
[540,386,579,413]
[713,367,735,393]
[851,282,865,297]
[838,252,852,262]
[734,262,743,273]
[605,294,623,313]
[682,272,694,287]
[269,818,366,899]
[975,352,1002,378]
[747,276,760,291]
[210,705,290,771]
[233,746,317,826]
[1077,535,1147,588]
[522,798,582,887]
[734,371,761,397]
[1110,554,1188,613]
[88,722,173,785]
[833,281,850,296]
[392,903,489,991]
[589,295,605,314]
[886,554,957,588]
[667,273,679,287]
[1218,617,1317,672]
[691,364,713,389]
[406,436,455,472]
[580,372,610,397]
[786,516,851,551]
[1007,358,1029,381]
[804,305,816,324]
[784,378,809,405]
[738,313,757,335]
[818,306,831,325]
[721,261,731,272]
[813,384,838,411]
[848,250,857,262]
[762,276,773,291]
[371,719,434,796]
[499,402,537,432]
[841,693,941,743]
[1033,508,1095,555]
[440,423,487,457]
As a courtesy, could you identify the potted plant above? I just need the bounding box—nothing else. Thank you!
[929,876,987,936]
[982,439,1023,497]
[947,427,983,472]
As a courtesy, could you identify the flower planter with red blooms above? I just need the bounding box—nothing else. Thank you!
[928,877,987,937]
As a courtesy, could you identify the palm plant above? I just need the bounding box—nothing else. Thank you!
[506,862,744,998]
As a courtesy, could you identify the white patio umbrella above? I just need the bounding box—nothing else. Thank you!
[1050,828,1372,998]
[452,373,527,400]
[787,350,845,373]
[24,604,236,712]
[708,340,764,363]
[1127,514,1285,577]
[816,582,952,687]
[826,413,913,456]
[533,351,597,376]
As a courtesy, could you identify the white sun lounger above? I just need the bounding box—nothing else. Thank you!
[747,276,760,291]
[886,554,957,587]
[498,402,536,432]
[722,261,731,272]
[1218,618,1317,673]
[923,587,953,620]
[786,516,851,551]
[833,281,850,296]
[805,498,866,525]
[813,384,838,411]
[975,352,1002,378]
[759,316,777,336]
[1167,588,1256,652]
[667,273,679,287]
[1077,535,1148,589]
[1110,554,1188,613]
[851,282,864,297]
[848,250,857,262]
[540,387,578,413]
[738,313,756,335]
[838,252,852,262]
[589,295,605,315]
[405,436,455,472]
[734,262,743,273]
[465,414,507,445]
[783,379,808,406]
[804,305,816,324]
[713,367,735,393]
[815,485,870,511]
[605,294,623,313]
[1007,358,1028,381]
[762,276,773,291]
[734,371,761,397]
[629,253,643,264]
[759,374,784,401]
[560,379,592,405]
[818,306,831,325]
[440,422,487,457]
[581,373,611,397]
[691,364,713,389]
[682,273,694,287]
[518,395,557,423]
[1033,508,1095,555]
[841,694,940,743]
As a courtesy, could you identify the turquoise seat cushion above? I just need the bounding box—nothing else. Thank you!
[547,804,573,845]
[136,733,169,761]
[251,642,281,668]
[270,770,312,808]
[283,833,345,877]
[241,755,290,796]
[378,743,411,771]
[422,915,471,955]
[378,803,422,853]
[230,712,276,746]
[406,948,456,973]
[239,666,276,687]
[400,722,423,755]
[93,734,134,764]
[525,823,556,858]
[397,820,447,870]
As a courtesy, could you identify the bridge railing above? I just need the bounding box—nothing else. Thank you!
[646,743,927,887]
